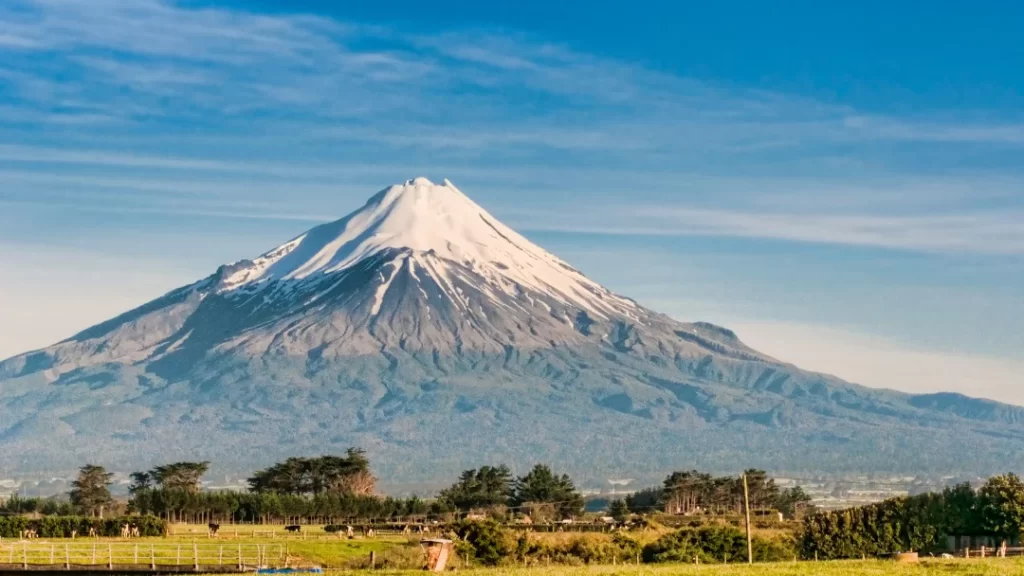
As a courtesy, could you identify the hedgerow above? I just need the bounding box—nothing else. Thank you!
[0,516,167,538]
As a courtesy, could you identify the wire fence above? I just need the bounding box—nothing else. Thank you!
[0,541,285,570]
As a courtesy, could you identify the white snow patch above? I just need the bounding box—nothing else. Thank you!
[164,329,194,354]
[370,258,403,316]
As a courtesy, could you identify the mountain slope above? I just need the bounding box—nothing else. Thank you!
[1,178,1021,482]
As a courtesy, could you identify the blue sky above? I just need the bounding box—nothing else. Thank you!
[1,0,1022,403]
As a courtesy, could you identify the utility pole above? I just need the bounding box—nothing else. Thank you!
[742,473,752,564]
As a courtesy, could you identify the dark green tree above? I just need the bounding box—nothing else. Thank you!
[151,462,210,493]
[941,482,982,536]
[979,473,1024,543]
[247,451,374,496]
[774,486,813,518]
[742,469,780,510]
[128,471,153,495]
[439,465,513,511]
[661,470,714,514]
[69,464,113,517]
[608,499,629,521]
[625,487,663,513]
[511,464,584,519]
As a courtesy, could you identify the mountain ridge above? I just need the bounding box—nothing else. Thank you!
[1,177,1022,481]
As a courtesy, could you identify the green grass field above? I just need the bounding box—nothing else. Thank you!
[320,559,1024,575]
[7,523,1023,574]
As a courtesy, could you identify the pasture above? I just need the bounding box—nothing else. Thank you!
[322,559,1024,575]
[4,523,1022,574]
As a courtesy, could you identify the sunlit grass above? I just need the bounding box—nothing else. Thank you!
[7,524,1021,574]
[321,559,1024,575]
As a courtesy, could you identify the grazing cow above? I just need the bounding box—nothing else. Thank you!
[284,525,301,533]
[208,523,221,537]
[941,553,954,559]
[121,524,131,538]
[71,530,78,539]
[345,525,354,538]
[88,527,97,538]
[131,525,140,538]
[366,528,375,538]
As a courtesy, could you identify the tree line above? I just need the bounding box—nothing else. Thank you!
[46,454,591,523]
[14,457,814,524]
[0,516,166,539]
[437,464,585,519]
[623,469,812,518]
[128,451,409,523]
[801,473,1024,559]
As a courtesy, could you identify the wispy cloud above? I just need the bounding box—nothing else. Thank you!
[1,0,1023,258]
[514,204,1024,255]
[3,0,1023,153]
[844,115,1024,144]
[0,144,239,170]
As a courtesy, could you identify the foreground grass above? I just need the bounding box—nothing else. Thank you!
[286,539,406,567]
[13,526,1024,574]
[0,533,407,568]
[321,559,1024,575]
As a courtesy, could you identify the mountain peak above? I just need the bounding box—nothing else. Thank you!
[214,178,636,318]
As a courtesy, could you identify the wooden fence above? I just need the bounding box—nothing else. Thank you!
[0,542,286,572]
[960,546,1024,559]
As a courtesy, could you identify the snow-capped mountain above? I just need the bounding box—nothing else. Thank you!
[1,178,1022,481]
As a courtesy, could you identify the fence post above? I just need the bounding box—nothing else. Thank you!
[134,544,138,565]
[107,543,112,569]
[219,545,224,566]
[369,550,376,569]
[237,544,242,571]
[65,543,70,569]
[177,544,181,565]
[742,473,753,564]
[50,544,54,565]
[193,543,199,571]
[22,543,27,569]
[92,543,96,565]
[151,545,156,570]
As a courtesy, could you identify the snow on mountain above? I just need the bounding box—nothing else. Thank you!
[215,177,638,319]
[1,177,1023,480]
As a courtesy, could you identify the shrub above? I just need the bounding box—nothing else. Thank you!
[644,525,743,563]
[754,534,798,562]
[643,525,795,564]
[799,493,947,559]
[450,520,510,566]
[0,516,166,538]
[612,532,642,560]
